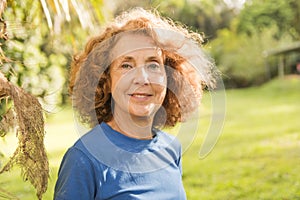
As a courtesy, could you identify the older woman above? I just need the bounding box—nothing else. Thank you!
[54,7,216,200]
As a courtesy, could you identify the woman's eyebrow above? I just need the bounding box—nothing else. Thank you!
[121,56,134,62]
[146,56,162,62]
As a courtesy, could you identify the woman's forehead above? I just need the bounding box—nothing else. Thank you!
[111,33,162,59]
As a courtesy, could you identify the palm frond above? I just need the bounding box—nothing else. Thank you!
[40,0,53,29]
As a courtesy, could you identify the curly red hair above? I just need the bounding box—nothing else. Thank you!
[70,8,217,128]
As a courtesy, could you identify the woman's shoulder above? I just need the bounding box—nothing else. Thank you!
[65,125,104,161]
[154,129,182,150]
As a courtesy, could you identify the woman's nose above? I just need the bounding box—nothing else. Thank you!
[133,66,150,85]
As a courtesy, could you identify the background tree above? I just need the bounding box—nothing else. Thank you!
[113,0,237,39]
[210,0,299,87]
[0,1,49,198]
[2,0,105,106]
[0,0,105,199]
[237,0,300,40]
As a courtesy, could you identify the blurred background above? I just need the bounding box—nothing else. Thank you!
[0,0,299,199]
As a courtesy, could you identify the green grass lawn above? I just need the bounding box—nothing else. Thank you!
[0,76,299,199]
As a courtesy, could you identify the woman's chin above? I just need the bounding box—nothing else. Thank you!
[129,104,160,118]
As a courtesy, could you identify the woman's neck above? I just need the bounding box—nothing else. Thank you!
[107,113,154,140]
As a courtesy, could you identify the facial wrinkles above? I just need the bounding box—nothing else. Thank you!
[112,53,166,87]
[107,34,168,133]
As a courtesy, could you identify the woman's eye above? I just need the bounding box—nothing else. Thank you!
[121,63,133,69]
[147,63,160,70]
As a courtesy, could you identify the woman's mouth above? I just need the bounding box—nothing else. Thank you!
[129,93,153,101]
[130,93,152,97]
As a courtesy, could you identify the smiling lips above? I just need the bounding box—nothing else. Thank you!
[128,93,153,101]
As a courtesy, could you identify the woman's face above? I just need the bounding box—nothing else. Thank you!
[109,33,167,119]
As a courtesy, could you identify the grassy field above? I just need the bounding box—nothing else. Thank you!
[0,76,299,199]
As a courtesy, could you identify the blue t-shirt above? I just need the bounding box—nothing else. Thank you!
[54,122,186,200]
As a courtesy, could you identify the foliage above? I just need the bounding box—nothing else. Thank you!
[210,23,295,87]
[0,73,48,200]
[0,0,105,199]
[113,0,237,39]
[1,0,66,107]
[0,98,15,137]
[237,0,300,40]
[1,0,105,107]
[209,0,299,87]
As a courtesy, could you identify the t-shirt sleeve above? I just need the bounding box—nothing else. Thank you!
[54,147,96,200]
